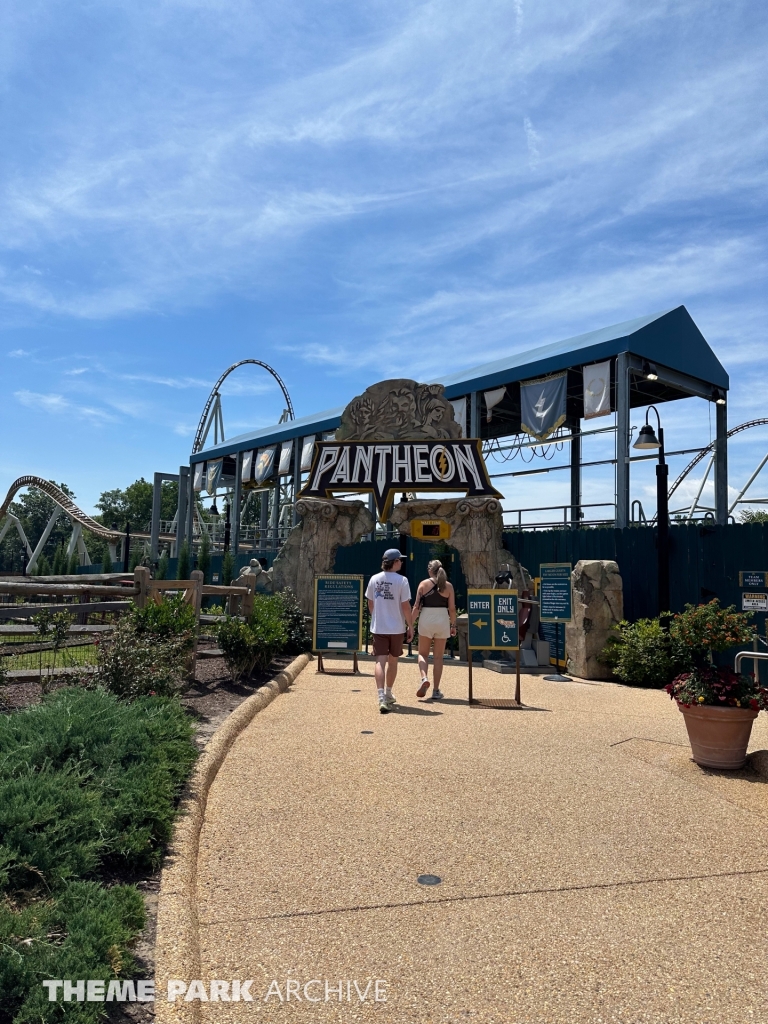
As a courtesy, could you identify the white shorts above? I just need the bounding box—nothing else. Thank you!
[418,607,451,639]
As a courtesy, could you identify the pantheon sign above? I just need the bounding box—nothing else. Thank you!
[299,378,501,519]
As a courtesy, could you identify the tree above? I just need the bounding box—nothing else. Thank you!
[0,482,76,572]
[222,549,235,586]
[740,509,768,524]
[68,550,80,575]
[94,478,180,533]
[177,541,190,581]
[102,547,113,573]
[197,531,211,584]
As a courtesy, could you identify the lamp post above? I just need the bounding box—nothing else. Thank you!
[633,406,669,615]
[223,498,231,553]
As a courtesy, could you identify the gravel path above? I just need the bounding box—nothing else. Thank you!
[182,659,768,1022]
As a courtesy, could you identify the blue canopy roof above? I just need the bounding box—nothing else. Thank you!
[193,305,726,463]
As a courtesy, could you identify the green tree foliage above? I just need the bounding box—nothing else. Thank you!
[95,478,179,533]
[222,549,235,586]
[102,546,113,573]
[216,595,288,681]
[0,482,77,572]
[177,540,191,580]
[739,508,768,523]
[197,531,211,584]
[68,549,80,574]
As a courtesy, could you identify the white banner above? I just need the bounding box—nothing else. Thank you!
[278,439,294,475]
[450,399,467,437]
[583,360,611,420]
[205,459,223,495]
[193,463,205,491]
[484,386,507,423]
[300,435,316,472]
[254,446,277,486]
[242,449,255,483]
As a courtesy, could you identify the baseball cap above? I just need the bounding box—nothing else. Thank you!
[383,548,403,562]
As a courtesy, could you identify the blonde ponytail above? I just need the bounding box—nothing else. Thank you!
[428,559,448,593]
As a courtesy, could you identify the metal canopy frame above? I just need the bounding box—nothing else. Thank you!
[186,306,730,552]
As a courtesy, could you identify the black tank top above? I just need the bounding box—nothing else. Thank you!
[421,584,449,609]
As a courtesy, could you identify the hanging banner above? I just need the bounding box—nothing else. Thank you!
[300,435,316,472]
[484,387,507,423]
[193,462,205,492]
[205,459,223,495]
[450,399,467,438]
[241,449,255,484]
[583,360,611,420]
[253,446,277,486]
[299,439,502,520]
[520,371,567,441]
[278,439,294,475]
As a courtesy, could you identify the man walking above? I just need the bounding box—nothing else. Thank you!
[366,548,413,713]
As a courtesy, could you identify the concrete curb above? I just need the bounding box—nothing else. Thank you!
[154,652,312,1021]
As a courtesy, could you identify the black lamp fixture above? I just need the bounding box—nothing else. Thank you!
[633,406,669,615]
[642,361,659,381]
[713,388,727,406]
[209,498,219,517]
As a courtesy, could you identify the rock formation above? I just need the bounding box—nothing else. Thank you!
[389,497,529,591]
[336,379,461,442]
[271,498,374,614]
[566,559,623,680]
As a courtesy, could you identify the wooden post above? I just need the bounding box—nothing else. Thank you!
[468,650,473,705]
[241,575,255,620]
[515,647,521,705]
[190,569,204,673]
[134,567,150,610]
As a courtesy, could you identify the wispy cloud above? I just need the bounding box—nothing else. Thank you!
[7,348,30,357]
[14,390,117,422]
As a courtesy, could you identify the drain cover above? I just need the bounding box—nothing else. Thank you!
[417,874,442,886]
[351,688,361,692]
[361,730,373,734]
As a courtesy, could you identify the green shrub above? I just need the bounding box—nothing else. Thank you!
[216,595,288,681]
[67,550,79,574]
[176,540,190,580]
[129,593,196,640]
[0,881,146,1024]
[273,588,311,654]
[0,687,196,1023]
[102,546,113,574]
[157,549,169,580]
[669,599,755,667]
[197,532,211,584]
[600,618,679,688]
[96,621,191,699]
[222,549,235,586]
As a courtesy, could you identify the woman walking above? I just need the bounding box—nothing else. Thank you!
[412,559,456,699]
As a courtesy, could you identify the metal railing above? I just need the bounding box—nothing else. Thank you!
[734,651,768,674]
[503,502,617,531]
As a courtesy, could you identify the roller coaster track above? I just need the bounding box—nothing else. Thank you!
[668,418,768,498]
[192,360,295,455]
[0,476,175,542]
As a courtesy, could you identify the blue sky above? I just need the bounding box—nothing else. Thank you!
[2,0,767,521]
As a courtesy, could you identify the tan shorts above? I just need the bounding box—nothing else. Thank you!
[418,608,451,639]
[372,633,405,658]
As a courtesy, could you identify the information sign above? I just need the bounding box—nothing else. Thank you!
[467,590,519,650]
[740,571,768,589]
[539,563,573,622]
[313,575,364,652]
[538,620,566,665]
[742,592,768,612]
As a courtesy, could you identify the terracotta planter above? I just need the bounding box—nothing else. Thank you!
[678,703,758,769]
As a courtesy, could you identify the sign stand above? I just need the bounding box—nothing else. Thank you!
[317,651,359,675]
[313,574,364,675]
[543,621,571,682]
[466,589,522,708]
[539,563,572,682]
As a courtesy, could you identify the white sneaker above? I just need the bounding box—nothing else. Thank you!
[431,689,445,700]
[378,697,391,714]
[385,693,397,707]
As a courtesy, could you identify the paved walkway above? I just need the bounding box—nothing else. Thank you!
[194,658,768,1023]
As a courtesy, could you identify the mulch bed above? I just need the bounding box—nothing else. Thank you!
[1,645,302,1021]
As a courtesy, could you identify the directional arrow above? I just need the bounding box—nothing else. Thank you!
[472,619,488,628]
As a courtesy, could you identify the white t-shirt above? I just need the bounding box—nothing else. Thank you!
[366,571,411,635]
